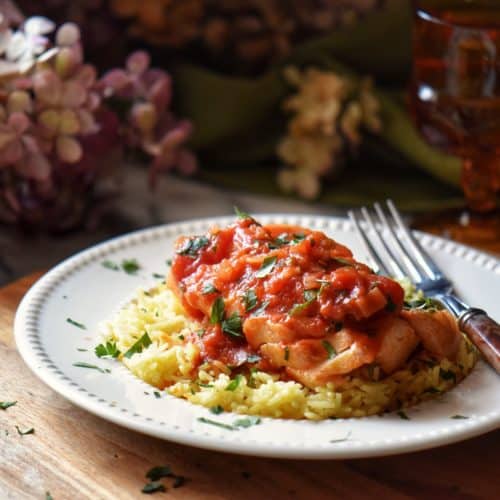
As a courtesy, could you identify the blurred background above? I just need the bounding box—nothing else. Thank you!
[0,0,498,284]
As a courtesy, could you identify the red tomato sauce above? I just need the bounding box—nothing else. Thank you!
[170,217,404,371]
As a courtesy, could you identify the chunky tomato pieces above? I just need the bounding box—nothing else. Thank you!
[170,216,404,371]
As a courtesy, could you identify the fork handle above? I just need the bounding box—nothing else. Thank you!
[458,308,500,374]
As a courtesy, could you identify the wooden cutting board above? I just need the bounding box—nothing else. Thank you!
[1,273,498,500]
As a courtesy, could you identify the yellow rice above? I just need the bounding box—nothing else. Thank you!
[98,283,478,420]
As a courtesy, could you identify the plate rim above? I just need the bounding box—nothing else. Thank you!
[14,214,500,459]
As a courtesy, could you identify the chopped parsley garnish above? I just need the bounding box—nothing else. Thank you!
[15,426,34,435]
[46,493,54,500]
[122,258,141,275]
[166,259,172,266]
[233,416,261,428]
[102,260,119,271]
[332,257,353,267]
[210,297,225,324]
[397,410,410,420]
[439,368,456,383]
[222,312,243,338]
[154,391,161,399]
[152,273,164,279]
[255,256,277,278]
[292,233,306,244]
[252,300,269,316]
[225,374,243,391]
[77,348,87,352]
[284,346,290,361]
[246,354,261,363]
[197,417,236,431]
[146,466,172,481]
[404,297,440,310]
[210,405,224,415]
[72,362,110,373]
[95,341,120,358]
[289,289,318,316]
[385,296,397,312]
[123,332,152,359]
[66,318,86,330]
[0,401,17,410]
[202,283,219,294]
[176,236,209,258]
[268,233,289,249]
[142,481,166,494]
[234,206,252,219]
[451,414,469,419]
[322,340,336,359]
[197,382,213,388]
[242,289,258,312]
[196,329,205,338]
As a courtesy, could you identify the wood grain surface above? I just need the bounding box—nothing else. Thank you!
[1,273,499,500]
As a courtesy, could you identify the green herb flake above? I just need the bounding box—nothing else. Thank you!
[333,257,354,267]
[142,481,166,494]
[243,289,258,312]
[197,417,236,431]
[289,289,318,316]
[233,416,261,428]
[146,465,172,481]
[66,318,86,330]
[165,259,172,266]
[196,329,205,338]
[46,492,54,500]
[102,260,119,271]
[268,233,289,249]
[210,405,224,415]
[222,312,243,338]
[322,340,336,359]
[121,258,141,275]
[152,273,164,279]
[397,410,410,420]
[77,348,87,352]
[246,354,261,363]
[385,296,397,312]
[255,256,277,278]
[252,299,269,316]
[0,401,17,410]
[291,233,306,244]
[284,346,290,361]
[210,296,225,325]
[423,387,441,394]
[234,206,252,219]
[439,368,457,383]
[451,414,469,419]
[72,362,109,373]
[225,374,243,391]
[15,425,34,436]
[202,283,219,294]
[176,236,210,258]
[95,341,120,358]
[124,332,152,359]
[154,391,161,399]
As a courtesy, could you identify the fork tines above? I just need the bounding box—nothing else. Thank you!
[347,200,442,283]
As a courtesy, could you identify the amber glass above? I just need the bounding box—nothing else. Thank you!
[410,0,500,212]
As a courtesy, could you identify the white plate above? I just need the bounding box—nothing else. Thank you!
[15,215,500,459]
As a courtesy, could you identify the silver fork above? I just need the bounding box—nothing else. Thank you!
[348,200,500,374]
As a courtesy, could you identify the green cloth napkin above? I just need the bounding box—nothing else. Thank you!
[172,0,464,210]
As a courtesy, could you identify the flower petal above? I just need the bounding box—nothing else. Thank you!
[56,135,82,163]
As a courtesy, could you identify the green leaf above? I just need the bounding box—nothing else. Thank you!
[72,362,109,374]
[94,341,120,358]
[225,374,243,391]
[45,492,54,500]
[222,312,243,338]
[333,257,354,267]
[146,466,172,481]
[242,289,258,312]
[176,236,210,258]
[142,481,166,494]
[291,233,306,244]
[210,296,225,324]
[234,206,252,219]
[289,289,318,316]
[121,259,141,275]
[246,354,261,363]
[0,401,17,410]
[256,256,277,278]
[202,283,219,294]
[154,391,161,399]
[66,318,86,330]
[439,368,456,383]
[385,296,397,312]
[252,300,269,316]
[451,415,469,419]
[123,332,152,359]
[102,260,119,271]
[197,417,236,431]
[322,340,336,360]
[152,273,164,279]
[233,416,261,428]
[15,425,34,435]
[210,405,224,415]
[268,233,289,249]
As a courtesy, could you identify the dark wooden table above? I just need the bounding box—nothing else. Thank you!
[1,272,499,499]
